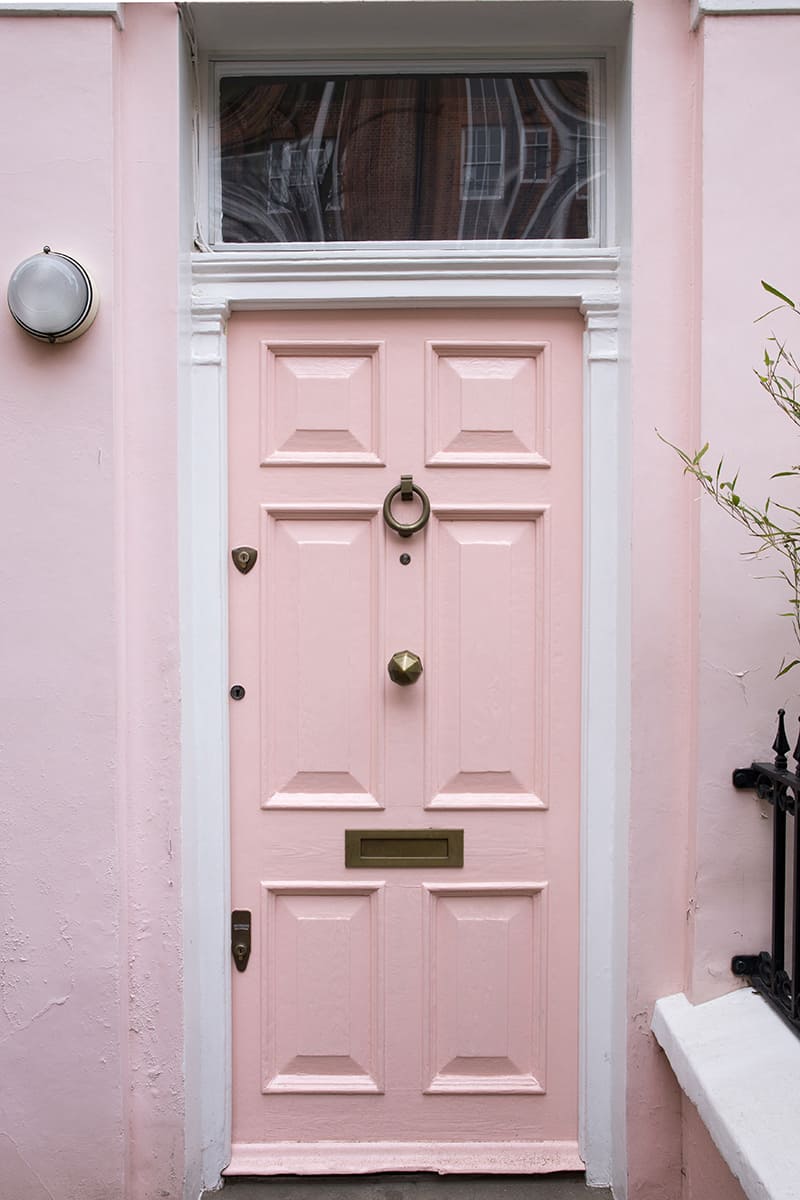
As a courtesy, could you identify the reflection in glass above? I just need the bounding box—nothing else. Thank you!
[218,73,597,243]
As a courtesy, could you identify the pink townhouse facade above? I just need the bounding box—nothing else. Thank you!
[1,3,800,1199]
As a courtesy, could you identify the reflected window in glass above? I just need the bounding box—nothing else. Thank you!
[522,127,552,184]
[265,138,341,214]
[462,125,505,201]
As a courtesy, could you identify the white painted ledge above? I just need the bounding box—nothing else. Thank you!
[691,0,800,29]
[652,990,800,1200]
[0,2,123,26]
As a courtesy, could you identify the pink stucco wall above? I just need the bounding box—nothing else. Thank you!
[630,9,800,1199]
[116,8,184,1198]
[0,17,124,1200]
[690,13,800,1004]
[680,1098,747,1200]
[628,1,698,1194]
[0,8,183,1199]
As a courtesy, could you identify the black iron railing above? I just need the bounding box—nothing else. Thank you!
[732,708,800,1036]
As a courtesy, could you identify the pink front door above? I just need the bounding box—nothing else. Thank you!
[227,307,584,1175]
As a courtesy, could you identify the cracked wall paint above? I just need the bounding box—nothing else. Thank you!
[0,8,184,1199]
[116,7,185,1198]
[0,1134,58,1200]
[0,12,125,1200]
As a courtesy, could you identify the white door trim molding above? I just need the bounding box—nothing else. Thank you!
[191,248,620,302]
[184,248,625,1192]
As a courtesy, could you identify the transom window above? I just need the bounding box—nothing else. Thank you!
[216,70,599,243]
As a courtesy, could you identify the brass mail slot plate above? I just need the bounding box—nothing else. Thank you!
[345,828,464,868]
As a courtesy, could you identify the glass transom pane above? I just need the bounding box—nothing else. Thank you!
[218,73,596,243]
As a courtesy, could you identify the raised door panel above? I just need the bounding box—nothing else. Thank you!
[262,509,383,809]
[423,885,547,1093]
[426,510,547,809]
[426,341,550,467]
[262,883,385,1093]
[261,340,385,466]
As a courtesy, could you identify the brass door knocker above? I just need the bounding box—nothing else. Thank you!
[382,475,431,538]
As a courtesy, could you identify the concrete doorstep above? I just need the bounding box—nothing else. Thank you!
[209,1173,612,1199]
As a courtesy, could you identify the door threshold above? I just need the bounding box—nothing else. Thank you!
[225,1143,584,1177]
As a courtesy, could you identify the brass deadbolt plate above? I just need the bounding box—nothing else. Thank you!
[232,546,257,574]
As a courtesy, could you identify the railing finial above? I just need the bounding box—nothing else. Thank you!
[774,708,790,770]
[731,714,800,1039]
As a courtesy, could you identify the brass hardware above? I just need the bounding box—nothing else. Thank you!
[231,910,252,971]
[383,475,431,538]
[345,829,464,868]
[232,546,257,574]
[388,650,423,686]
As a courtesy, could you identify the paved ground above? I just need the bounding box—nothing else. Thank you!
[207,1174,612,1199]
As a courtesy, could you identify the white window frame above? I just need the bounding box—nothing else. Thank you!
[575,124,591,202]
[202,56,608,251]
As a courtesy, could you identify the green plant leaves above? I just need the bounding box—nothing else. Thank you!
[762,281,796,308]
[663,286,800,675]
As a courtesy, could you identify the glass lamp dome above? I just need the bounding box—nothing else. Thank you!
[7,247,98,343]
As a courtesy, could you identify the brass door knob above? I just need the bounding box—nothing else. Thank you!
[388,650,423,686]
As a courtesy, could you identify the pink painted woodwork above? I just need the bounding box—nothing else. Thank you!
[426,343,550,466]
[228,307,583,1174]
[262,884,384,1092]
[262,342,385,464]
[264,512,382,807]
[427,513,545,808]
[423,886,547,1092]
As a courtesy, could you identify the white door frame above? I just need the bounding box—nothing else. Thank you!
[182,244,627,1194]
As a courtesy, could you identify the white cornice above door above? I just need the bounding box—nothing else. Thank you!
[184,0,632,58]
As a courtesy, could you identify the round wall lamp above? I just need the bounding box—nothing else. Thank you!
[7,246,98,343]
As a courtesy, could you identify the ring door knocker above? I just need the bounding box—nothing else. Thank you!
[382,474,431,539]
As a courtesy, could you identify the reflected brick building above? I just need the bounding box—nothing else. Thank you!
[219,73,592,242]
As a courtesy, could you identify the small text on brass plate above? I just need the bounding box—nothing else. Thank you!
[345,829,464,868]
